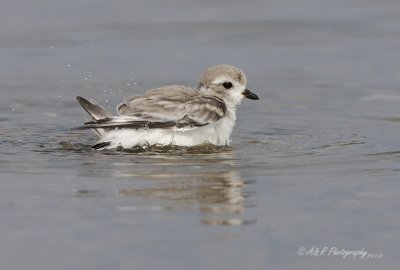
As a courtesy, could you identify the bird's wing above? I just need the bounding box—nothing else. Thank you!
[183,95,227,125]
[81,86,227,130]
[117,85,198,121]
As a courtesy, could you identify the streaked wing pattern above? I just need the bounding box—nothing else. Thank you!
[185,96,226,125]
[89,85,229,129]
[117,85,198,121]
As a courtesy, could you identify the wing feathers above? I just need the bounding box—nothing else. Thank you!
[185,96,226,124]
[81,117,205,130]
[78,86,227,132]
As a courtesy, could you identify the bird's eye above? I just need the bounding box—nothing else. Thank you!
[223,82,233,89]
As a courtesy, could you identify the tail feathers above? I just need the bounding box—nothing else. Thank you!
[77,96,112,137]
[76,96,112,120]
[91,141,111,150]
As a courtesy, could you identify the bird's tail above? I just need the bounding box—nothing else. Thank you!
[76,96,112,137]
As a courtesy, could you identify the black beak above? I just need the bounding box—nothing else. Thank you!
[242,89,259,100]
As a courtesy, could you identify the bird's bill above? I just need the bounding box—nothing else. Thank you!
[242,89,259,100]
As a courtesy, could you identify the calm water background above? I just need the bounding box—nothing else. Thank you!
[1,0,400,269]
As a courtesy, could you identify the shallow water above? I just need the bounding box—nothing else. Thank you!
[1,0,400,269]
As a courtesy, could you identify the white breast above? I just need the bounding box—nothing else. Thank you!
[95,108,237,149]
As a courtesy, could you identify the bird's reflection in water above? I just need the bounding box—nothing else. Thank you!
[115,149,255,226]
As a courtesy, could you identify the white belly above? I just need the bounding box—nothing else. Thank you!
[96,117,235,149]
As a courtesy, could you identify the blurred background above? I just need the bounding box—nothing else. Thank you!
[1,0,400,269]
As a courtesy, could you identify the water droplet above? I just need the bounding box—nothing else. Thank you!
[143,122,149,131]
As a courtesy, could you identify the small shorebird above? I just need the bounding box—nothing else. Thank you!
[77,64,259,150]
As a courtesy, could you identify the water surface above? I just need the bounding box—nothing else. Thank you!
[1,0,400,269]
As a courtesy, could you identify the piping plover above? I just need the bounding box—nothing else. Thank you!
[77,64,259,150]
